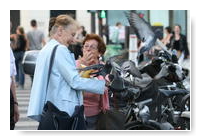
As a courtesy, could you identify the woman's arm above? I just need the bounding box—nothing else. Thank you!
[56,46,106,94]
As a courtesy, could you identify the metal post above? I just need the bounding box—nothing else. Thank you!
[91,12,96,33]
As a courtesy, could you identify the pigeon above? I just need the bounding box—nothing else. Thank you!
[121,60,142,79]
[125,11,157,55]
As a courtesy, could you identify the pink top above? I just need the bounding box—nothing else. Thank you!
[76,60,110,117]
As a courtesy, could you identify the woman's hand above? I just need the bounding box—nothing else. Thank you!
[105,74,113,86]
[81,51,98,66]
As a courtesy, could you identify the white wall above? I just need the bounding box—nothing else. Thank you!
[76,10,91,34]
[20,10,50,41]
[20,10,92,39]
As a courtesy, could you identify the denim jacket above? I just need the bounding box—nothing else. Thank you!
[27,39,105,121]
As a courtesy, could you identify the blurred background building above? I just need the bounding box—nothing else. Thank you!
[10,10,190,61]
[10,10,189,38]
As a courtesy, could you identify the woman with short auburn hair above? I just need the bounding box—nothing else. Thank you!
[76,34,109,130]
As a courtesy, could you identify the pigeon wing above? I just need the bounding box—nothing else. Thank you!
[125,11,157,54]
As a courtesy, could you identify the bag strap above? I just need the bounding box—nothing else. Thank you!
[45,45,59,100]
[44,45,80,105]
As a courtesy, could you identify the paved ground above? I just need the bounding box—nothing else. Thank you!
[14,75,38,130]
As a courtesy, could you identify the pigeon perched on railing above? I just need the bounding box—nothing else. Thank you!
[121,60,142,79]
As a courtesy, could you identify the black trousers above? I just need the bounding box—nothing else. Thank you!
[10,90,15,130]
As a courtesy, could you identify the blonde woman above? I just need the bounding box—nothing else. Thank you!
[27,15,107,130]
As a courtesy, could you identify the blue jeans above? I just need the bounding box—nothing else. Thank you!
[14,51,25,87]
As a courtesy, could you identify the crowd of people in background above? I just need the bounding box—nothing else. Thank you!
[10,19,46,89]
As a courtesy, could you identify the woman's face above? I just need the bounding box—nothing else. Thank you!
[83,39,100,60]
[174,26,181,34]
[61,25,77,46]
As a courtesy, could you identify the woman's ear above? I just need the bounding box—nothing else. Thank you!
[57,26,63,36]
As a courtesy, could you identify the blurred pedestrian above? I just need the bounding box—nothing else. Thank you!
[110,22,125,48]
[27,19,46,50]
[27,15,107,130]
[11,26,27,89]
[10,47,19,130]
[75,26,87,43]
[110,22,121,44]
[27,19,46,83]
[170,24,189,59]
[162,26,173,49]
[76,34,109,130]
[81,26,87,37]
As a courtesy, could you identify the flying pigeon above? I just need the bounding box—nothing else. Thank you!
[125,11,157,55]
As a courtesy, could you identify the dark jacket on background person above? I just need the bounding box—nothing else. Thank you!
[170,34,189,59]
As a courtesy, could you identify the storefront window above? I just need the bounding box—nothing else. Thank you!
[172,10,187,35]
